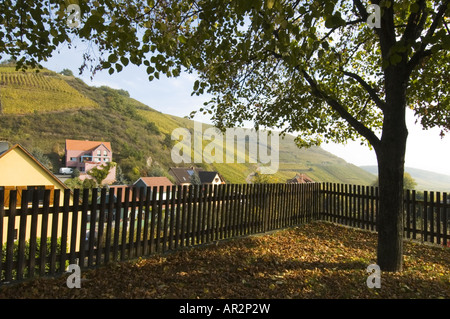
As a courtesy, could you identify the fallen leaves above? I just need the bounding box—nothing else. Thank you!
[0,221,448,299]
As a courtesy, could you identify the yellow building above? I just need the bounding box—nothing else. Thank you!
[0,144,78,247]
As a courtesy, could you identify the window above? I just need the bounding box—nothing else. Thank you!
[104,158,109,162]
[25,186,54,205]
[5,186,55,206]
[1,186,16,207]
[25,186,45,204]
[97,150,101,156]
[70,157,77,161]
[104,150,108,156]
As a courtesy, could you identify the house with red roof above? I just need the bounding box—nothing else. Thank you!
[65,139,116,185]
[286,173,314,184]
[133,176,174,200]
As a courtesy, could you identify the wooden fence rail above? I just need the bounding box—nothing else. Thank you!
[321,183,450,246]
[1,183,321,285]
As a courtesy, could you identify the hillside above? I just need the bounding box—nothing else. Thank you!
[0,65,376,186]
[360,165,450,192]
[0,67,99,114]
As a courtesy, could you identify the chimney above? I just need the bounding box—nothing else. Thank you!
[0,141,9,154]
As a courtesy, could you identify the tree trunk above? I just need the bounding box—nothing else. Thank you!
[376,140,406,272]
[375,74,408,272]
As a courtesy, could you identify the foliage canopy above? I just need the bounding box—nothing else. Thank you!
[2,0,448,147]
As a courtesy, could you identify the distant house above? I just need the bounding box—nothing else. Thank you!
[168,167,202,186]
[198,171,226,185]
[106,185,136,202]
[0,143,75,243]
[168,167,225,186]
[65,139,116,185]
[133,176,174,200]
[286,173,315,184]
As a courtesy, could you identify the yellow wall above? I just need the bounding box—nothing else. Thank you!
[0,147,67,194]
[1,147,79,249]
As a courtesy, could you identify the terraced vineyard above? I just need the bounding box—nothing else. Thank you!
[0,67,99,114]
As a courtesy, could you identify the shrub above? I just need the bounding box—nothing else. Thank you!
[1,237,67,280]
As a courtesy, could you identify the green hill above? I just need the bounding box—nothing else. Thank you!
[360,165,450,192]
[0,67,99,114]
[0,65,376,186]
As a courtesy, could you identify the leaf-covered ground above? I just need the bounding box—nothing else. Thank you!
[0,222,448,299]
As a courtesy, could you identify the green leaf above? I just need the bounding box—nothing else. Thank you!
[177,35,187,44]
[108,54,118,63]
[120,57,129,66]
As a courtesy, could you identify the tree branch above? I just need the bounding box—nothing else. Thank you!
[341,70,386,112]
[401,0,427,43]
[301,69,381,149]
[319,18,365,42]
[407,0,449,71]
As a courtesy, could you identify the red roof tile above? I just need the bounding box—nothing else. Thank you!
[65,139,112,152]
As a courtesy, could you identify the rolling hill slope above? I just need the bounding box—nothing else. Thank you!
[0,67,99,114]
[360,165,450,191]
[0,65,376,186]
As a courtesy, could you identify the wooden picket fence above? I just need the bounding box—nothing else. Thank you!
[321,183,450,246]
[2,182,449,286]
[0,183,321,285]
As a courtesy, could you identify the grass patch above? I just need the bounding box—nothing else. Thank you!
[0,222,448,299]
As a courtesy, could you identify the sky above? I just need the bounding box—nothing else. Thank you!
[41,43,450,177]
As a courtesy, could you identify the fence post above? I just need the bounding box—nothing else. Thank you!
[443,193,448,247]
[88,188,99,266]
[142,187,152,256]
[29,189,41,278]
[78,189,89,267]
[436,192,441,245]
[104,187,115,263]
[17,190,29,281]
[5,190,17,282]
[128,187,137,259]
[430,191,435,244]
[39,190,51,277]
[180,185,188,247]
[411,190,417,240]
[49,189,61,275]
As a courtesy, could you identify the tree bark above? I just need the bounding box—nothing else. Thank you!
[374,69,409,272]
[376,134,407,272]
